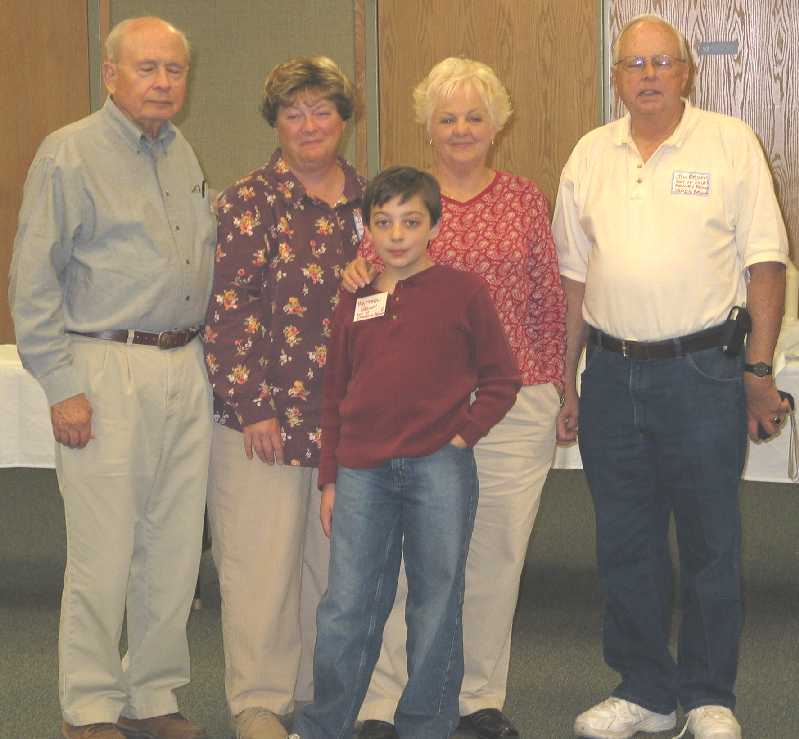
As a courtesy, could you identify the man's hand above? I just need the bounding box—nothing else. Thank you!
[744,375,791,441]
[242,418,284,464]
[449,434,468,449]
[51,393,93,448]
[341,257,376,294]
[556,387,579,443]
[320,483,335,538]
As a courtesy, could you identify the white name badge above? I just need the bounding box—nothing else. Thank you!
[353,292,388,321]
[671,170,711,196]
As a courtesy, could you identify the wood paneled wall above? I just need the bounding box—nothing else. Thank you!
[610,0,799,263]
[376,0,600,209]
[0,2,91,344]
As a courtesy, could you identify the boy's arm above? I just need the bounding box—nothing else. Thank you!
[459,283,523,445]
[318,291,353,489]
[320,483,335,538]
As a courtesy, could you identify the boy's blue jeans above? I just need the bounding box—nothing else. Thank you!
[294,444,479,739]
[578,344,747,714]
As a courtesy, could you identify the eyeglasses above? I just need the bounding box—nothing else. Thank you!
[615,54,685,73]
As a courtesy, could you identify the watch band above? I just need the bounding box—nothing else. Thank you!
[743,362,773,377]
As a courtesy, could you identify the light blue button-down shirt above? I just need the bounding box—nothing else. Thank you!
[10,97,216,405]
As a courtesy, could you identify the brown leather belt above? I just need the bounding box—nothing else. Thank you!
[588,325,726,360]
[68,328,200,350]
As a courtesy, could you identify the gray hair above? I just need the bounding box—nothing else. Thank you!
[105,16,190,63]
[612,14,689,64]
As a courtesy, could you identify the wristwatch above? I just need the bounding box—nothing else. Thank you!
[743,362,773,377]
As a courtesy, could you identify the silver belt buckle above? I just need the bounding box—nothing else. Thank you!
[157,330,175,349]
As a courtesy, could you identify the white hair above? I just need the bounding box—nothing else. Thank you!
[612,14,689,64]
[105,16,190,63]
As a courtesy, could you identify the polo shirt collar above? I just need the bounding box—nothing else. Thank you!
[102,96,176,154]
[614,98,697,150]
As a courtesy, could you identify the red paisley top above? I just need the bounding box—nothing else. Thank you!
[362,171,565,388]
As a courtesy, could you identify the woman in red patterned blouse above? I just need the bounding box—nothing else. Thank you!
[345,58,566,739]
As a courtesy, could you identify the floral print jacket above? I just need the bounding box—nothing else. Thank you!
[204,149,365,467]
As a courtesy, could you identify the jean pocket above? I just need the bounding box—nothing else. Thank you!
[684,348,742,383]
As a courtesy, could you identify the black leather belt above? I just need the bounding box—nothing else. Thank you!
[588,325,726,360]
[68,328,200,350]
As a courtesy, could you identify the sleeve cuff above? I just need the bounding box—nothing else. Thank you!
[39,365,83,407]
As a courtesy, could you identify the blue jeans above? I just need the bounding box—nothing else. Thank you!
[294,444,479,739]
[579,345,746,714]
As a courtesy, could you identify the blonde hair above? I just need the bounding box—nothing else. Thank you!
[105,17,190,63]
[261,56,355,126]
[413,57,512,134]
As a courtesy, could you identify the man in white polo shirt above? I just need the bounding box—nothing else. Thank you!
[553,14,789,739]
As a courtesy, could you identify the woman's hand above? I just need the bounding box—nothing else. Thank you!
[320,483,336,537]
[342,257,377,293]
[242,418,285,464]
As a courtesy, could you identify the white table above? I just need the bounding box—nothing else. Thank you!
[3,339,798,481]
[0,345,55,468]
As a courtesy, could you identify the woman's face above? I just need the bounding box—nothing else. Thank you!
[429,85,496,171]
[276,90,346,172]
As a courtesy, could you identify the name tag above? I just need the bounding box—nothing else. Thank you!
[353,292,388,321]
[353,209,365,240]
[671,170,711,196]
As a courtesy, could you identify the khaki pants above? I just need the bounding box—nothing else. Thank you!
[57,337,212,726]
[207,423,329,717]
[359,384,560,720]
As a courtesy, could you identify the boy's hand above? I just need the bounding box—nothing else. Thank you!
[320,483,336,538]
[342,257,376,293]
[449,434,468,449]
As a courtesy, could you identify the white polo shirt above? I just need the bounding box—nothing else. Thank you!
[553,101,788,341]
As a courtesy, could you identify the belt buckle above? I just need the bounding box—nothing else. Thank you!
[621,339,629,358]
[157,330,178,349]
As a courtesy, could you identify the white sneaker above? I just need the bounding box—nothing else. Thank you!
[235,708,288,739]
[676,706,741,739]
[574,697,676,738]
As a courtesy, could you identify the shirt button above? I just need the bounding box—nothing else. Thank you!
[636,178,643,184]
[185,296,190,301]
[186,259,190,265]
[637,163,643,169]
[391,315,397,320]
[165,191,171,196]
[175,225,180,231]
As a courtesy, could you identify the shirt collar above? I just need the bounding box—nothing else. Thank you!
[614,98,696,150]
[267,148,365,208]
[102,96,176,154]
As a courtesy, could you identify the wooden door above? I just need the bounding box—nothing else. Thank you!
[0,1,91,344]
[609,0,799,263]
[376,0,600,209]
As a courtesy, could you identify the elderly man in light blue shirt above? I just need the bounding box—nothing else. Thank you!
[9,16,214,739]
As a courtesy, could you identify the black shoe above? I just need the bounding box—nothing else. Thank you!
[459,709,519,739]
[357,720,399,739]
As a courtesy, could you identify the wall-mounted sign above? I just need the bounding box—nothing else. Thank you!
[697,40,739,56]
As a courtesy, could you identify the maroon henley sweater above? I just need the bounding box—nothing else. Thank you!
[319,264,522,487]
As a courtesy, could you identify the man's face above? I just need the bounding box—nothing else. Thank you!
[612,21,689,123]
[102,20,189,138]
[367,194,439,281]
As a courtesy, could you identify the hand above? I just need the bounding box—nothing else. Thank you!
[744,375,791,441]
[320,483,335,538]
[556,388,579,443]
[242,418,284,464]
[50,393,93,448]
[449,434,468,449]
[341,257,376,294]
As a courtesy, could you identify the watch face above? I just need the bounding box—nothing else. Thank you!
[746,362,772,377]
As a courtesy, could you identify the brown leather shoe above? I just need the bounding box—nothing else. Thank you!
[116,713,207,739]
[62,722,126,739]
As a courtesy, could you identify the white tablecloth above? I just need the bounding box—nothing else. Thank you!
[0,345,54,468]
[3,338,799,481]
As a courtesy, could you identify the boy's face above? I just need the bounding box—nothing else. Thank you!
[367,194,439,281]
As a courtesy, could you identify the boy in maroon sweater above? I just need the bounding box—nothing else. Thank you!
[293,167,520,739]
